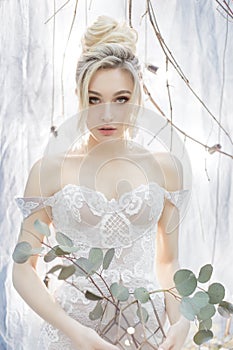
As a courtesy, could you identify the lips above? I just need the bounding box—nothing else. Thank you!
[98,126,117,130]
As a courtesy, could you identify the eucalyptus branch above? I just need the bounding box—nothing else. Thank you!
[95,271,115,301]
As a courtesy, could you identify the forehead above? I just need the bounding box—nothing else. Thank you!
[88,68,134,93]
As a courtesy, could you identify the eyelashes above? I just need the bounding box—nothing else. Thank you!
[88,96,130,105]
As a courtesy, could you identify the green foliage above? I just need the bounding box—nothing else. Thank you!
[56,232,73,247]
[58,265,76,280]
[199,319,212,331]
[75,257,94,277]
[198,264,213,283]
[89,301,104,320]
[197,303,216,321]
[174,269,197,296]
[193,330,213,345]
[208,283,225,304]
[12,241,44,263]
[173,264,233,346]
[34,219,51,237]
[134,287,150,304]
[85,291,103,301]
[110,282,129,302]
[218,300,233,318]
[12,223,233,349]
[103,248,115,270]
[88,248,103,272]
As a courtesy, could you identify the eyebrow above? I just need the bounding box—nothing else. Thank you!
[88,90,132,97]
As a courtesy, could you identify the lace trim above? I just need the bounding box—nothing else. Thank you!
[15,182,190,219]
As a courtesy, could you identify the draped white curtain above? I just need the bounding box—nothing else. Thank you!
[0,1,232,348]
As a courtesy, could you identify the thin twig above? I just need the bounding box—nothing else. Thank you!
[128,0,133,28]
[147,0,233,146]
[143,82,233,159]
[61,0,79,116]
[216,0,233,20]
[165,57,173,151]
[45,0,72,24]
[223,0,233,16]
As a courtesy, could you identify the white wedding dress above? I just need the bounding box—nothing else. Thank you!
[15,182,189,349]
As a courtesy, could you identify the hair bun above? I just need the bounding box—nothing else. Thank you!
[82,15,138,54]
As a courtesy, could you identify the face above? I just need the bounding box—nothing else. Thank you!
[86,68,134,142]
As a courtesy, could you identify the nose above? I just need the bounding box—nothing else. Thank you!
[101,103,113,122]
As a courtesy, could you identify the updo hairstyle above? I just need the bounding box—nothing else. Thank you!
[75,16,142,138]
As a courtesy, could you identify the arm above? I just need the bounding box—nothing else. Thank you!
[155,154,190,349]
[12,159,118,350]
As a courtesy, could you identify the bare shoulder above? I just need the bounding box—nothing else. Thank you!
[24,154,66,197]
[153,152,183,191]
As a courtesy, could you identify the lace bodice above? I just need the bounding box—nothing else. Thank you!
[15,182,189,247]
[15,182,190,349]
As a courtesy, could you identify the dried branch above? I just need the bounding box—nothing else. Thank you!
[45,0,72,25]
[128,0,133,28]
[147,0,233,146]
[61,0,79,116]
[215,0,233,20]
[143,82,233,159]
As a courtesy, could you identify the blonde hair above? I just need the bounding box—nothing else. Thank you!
[75,16,142,147]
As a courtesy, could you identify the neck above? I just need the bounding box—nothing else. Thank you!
[85,135,132,157]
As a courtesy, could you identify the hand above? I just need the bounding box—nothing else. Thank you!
[72,325,120,350]
[158,317,190,350]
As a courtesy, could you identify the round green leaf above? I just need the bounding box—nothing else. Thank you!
[75,257,93,277]
[134,288,150,304]
[34,219,51,237]
[192,291,209,309]
[56,232,73,247]
[198,303,216,321]
[85,291,103,301]
[103,248,115,270]
[12,241,32,263]
[198,264,213,283]
[136,306,149,323]
[58,265,76,280]
[193,330,213,345]
[110,283,129,302]
[89,301,104,320]
[174,269,197,296]
[208,283,225,304]
[180,297,197,321]
[199,319,212,331]
[218,301,233,318]
[88,248,103,272]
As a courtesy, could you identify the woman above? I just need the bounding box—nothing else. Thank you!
[13,16,190,350]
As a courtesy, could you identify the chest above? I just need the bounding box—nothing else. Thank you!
[61,155,163,201]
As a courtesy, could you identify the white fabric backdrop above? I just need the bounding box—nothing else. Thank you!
[0,0,232,348]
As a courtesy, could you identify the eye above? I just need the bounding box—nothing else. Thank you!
[89,97,101,105]
[115,96,130,104]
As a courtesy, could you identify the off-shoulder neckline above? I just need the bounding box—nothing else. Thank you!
[17,181,189,204]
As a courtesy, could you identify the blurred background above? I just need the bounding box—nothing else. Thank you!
[0,0,232,348]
